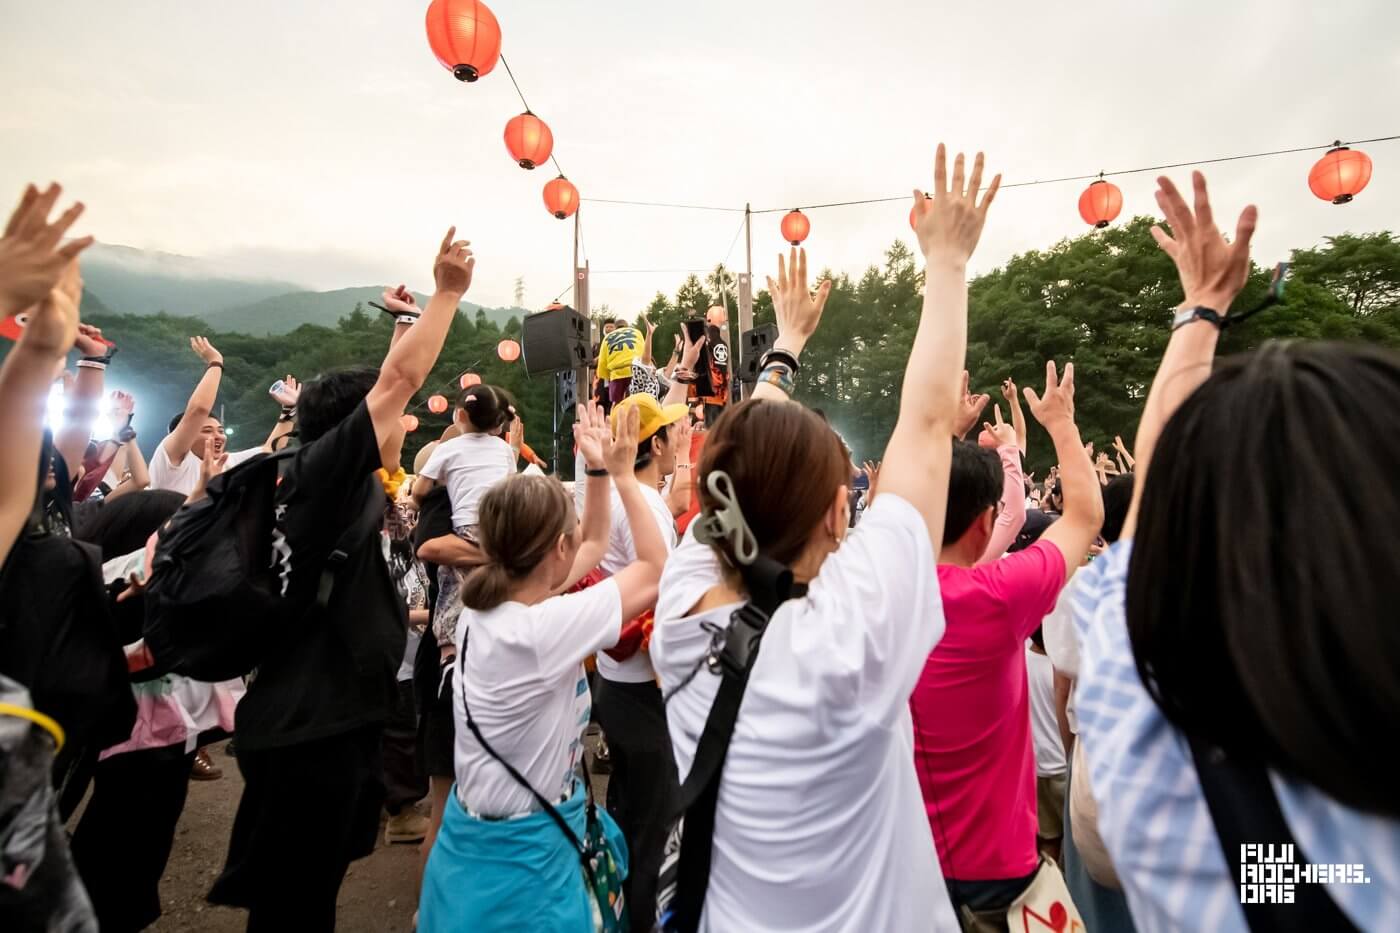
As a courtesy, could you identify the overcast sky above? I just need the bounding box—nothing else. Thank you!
[2,0,1396,312]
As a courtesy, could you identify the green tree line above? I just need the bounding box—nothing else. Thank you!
[75,223,1400,477]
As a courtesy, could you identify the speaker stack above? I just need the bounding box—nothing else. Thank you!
[739,324,779,383]
[520,305,589,376]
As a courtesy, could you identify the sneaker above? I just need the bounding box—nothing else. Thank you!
[385,810,431,845]
[191,748,223,781]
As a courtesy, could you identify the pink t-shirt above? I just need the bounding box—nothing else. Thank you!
[910,540,1067,881]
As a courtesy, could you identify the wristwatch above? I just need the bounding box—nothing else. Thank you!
[1171,306,1227,331]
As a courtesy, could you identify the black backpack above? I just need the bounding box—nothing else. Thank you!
[143,450,380,682]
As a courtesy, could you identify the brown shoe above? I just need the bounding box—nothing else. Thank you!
[191,747,223,781]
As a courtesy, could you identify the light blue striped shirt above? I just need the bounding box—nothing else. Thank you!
[1071,541,1400,932]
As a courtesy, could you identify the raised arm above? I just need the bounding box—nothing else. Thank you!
[1122,173,1256,539]
[1113,435,1134,471]
[365,229,473,468]
[663,329,705,407]
[0,183,92,561]
[55,315,105,474]
[879,145,1001,548]
[260,375,300,452]
[163,337,224,462]
[1025,362,1104,580]
[1002,377,1027,455]
[753,249,831,403]
[641,315,656,366]
[557,403,615,591]
[664,417,694,516]
[976,406,1026,564]
[603,406,667,622]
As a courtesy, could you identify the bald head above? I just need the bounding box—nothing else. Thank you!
[705,305,728,328]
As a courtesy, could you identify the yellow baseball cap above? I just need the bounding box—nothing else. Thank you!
[610,393,688,442]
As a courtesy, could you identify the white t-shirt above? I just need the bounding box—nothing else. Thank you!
[148,442,261,496]
[419,432,516,528]
[1025,644,1067,777]
[651,494,958,933]
[595,482,677,683]
[1040,579,1081,732]
[452,579,622,817]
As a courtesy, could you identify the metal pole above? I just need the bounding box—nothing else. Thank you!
[738,203,754,399]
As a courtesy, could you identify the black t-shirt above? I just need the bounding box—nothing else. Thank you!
[234,401,406,752]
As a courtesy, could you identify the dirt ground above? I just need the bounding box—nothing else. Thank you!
[71,732,610,931]
[141,740,421,932]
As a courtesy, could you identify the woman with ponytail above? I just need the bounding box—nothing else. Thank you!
[419,402,669,932]
[651,145,1000,932]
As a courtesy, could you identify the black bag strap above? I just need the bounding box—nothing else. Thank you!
[670,554,795,933]
[1186,735,1358,933]
[456,643,598,889]
[315,483,387,610]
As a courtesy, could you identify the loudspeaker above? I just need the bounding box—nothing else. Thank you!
[740,324,779,382]
[521,305,589,375]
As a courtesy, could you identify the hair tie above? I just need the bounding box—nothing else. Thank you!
[692,470,758,566]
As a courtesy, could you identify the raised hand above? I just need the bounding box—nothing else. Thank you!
[573,402,611,470]
[953,370,991,439]
[0,183,94,317]
[765,247,832,351]
[109,390,135,420]
[270,374,301,407]
[1001,378,1017,402]
[381,285,418,315]
[73,323,106,357]
[1151,171,1257,313]
[507,416,525,456]
[190,336,223,366]
[605,404,641,478]
[22,257,82,355]
[679,327,706,373]
[978,404,1017,448]
[863,460,882,499]
[911,145,1001,265]
[671,415,693,463]
[1023,361,1076,430]
[190,450,229,503]
[433,227,475,297]
[642,314,657,336]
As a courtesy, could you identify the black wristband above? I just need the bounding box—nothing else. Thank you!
[758,347,801,374]
[585,468,609,478]
[207,361,224,370]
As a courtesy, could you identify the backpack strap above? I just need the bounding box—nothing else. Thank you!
[1186,735,1358,933]
[315,483,387,610]
[669,554,795,932]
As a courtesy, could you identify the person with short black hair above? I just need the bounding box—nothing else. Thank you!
[208,228,477,931]
[911,358,1103,922]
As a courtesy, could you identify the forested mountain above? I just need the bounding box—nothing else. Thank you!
[43,225,1400,476]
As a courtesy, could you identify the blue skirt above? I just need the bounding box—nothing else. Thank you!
[419,780,628,932]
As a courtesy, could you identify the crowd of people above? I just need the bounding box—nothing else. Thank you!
[0,146,1396,933]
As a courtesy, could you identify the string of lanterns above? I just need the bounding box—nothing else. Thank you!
[424,0,1390,249]
[788,140,1383,245]
[425,0,577,219]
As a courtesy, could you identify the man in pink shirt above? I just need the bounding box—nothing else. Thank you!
[911,362,1103,920]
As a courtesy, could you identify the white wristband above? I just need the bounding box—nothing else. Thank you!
[395,315,419,326]
[76,359,108,370]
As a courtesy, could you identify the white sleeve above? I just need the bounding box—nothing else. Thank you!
[532,578,624,676]
[1041,580,1081,679]
[102,548,148,586]
[419,443,451,482]
[805,493,942,723]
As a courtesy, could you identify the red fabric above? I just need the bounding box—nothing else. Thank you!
[602,609,654,662]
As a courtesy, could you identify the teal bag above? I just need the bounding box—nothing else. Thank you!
[459,652,629,931]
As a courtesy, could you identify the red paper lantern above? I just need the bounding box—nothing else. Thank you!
[497,339,521,362]
[427,394,449,414]
[504,111,553,170]
[401,413,420,433]
[425,0,502,83]
[781,209,810,246]
[543,175,579,219]
[1309,143,1373,204]
[909,193,932,231]
[1078,177,1123,228]
[459,372,482,390]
